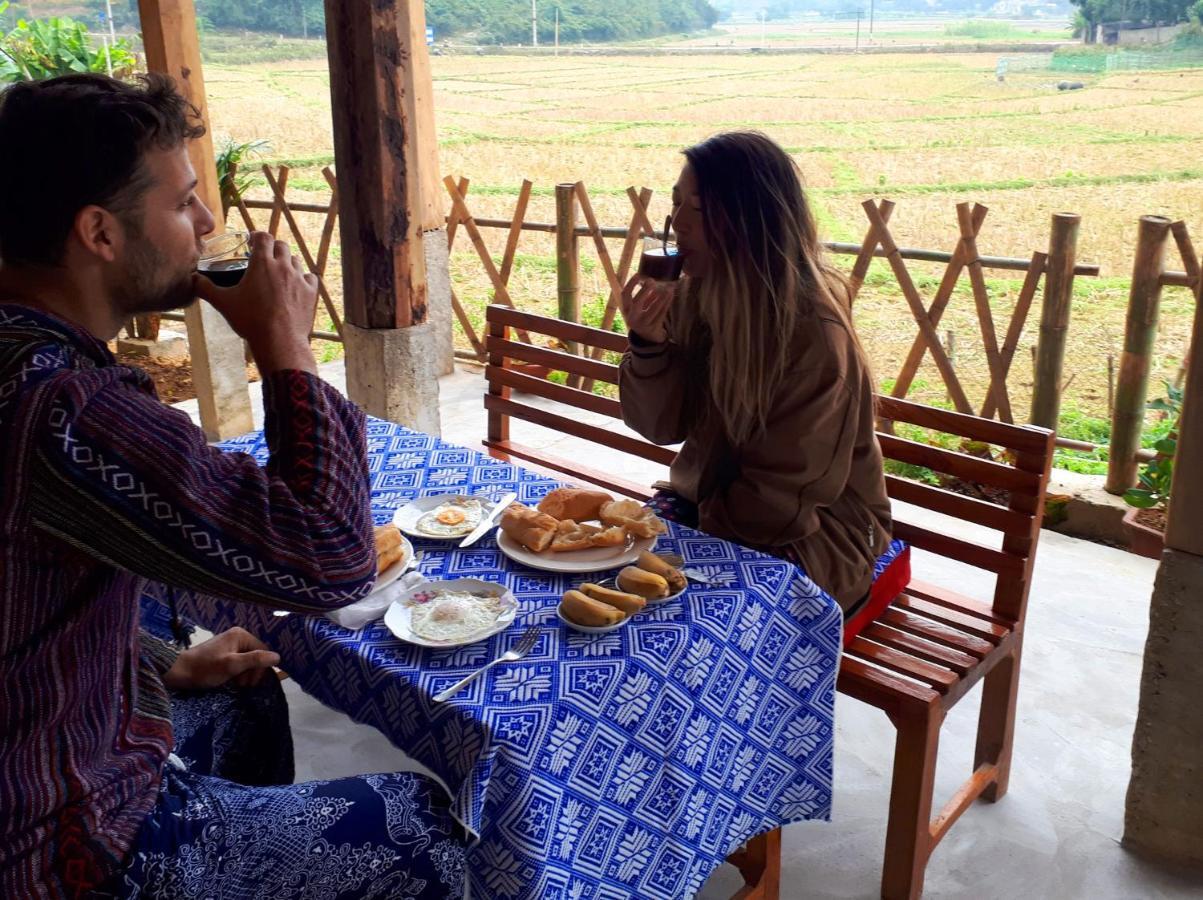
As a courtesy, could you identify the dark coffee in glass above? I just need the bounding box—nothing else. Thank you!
[198,231,250,288]
[198,257,249,287]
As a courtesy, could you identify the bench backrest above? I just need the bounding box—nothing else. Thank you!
[483,304,1056,627]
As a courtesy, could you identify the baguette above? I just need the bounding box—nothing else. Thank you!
[617,566,670,599]
[551,520,627,553]
[579,582,646,614]
[499,503,558,553]
[538,487,614,523]
[560,589,626,627]
[635,551,687,593]
[599,499,666,539]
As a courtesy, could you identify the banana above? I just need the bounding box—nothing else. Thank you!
[579,582,646,614]
[616,566,670,599]
[635,551,686,592]
[560,589,626,627]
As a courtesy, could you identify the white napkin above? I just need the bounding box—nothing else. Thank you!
[326,571,426,631]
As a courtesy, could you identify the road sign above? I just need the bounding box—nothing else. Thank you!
[426,26,434,46]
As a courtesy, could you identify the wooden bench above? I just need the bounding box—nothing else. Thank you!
[482,304,1056,900]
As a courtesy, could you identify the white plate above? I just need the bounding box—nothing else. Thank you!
[383,578,518,648]
[368,534,415,596]
[393,494,495,541]
[594,572,686,605]
[497,529,656,574]
[556,602,630,634]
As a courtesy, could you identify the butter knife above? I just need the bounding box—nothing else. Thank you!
[459,491,517,548]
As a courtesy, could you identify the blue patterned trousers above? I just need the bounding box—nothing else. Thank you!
[94,675,466,899]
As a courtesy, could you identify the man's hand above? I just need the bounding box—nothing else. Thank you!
[195,231,319,375]
[620,274,676,345]
[163,627,281,691]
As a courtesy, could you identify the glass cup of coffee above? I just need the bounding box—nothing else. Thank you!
[198,231,250,287]
[637,235,684,282]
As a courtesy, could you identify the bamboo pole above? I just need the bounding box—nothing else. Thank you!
[555,182,581,355]
[1105,216,1172,495]
[1164,237,1203,557]
[1029,213,1081,430]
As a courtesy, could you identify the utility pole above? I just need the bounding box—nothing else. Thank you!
[869,0,874,38]
[855,8,862,51]
[532,0,538,47]
[554,6,559,56]
[759,9,766,47]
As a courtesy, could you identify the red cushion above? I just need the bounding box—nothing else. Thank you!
[843,545,911,648]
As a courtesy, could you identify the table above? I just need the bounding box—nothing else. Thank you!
[173,419,843,899]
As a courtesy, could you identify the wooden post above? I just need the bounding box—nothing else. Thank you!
[1106,216,1172,495]
[555,182,581,335]
[324,0,427,330]
[139,0,253,440]
[1165,258,1203,556]
[1029,213,1080,430]
[324,0,442,430]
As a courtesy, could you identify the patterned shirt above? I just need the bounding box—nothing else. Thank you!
[0,305,376,898]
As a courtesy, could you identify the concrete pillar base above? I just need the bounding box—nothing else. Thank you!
[183,302,254,441]
[115,329,189,361]
[343,322,442,435]
[1124,546,1203,869]
[423,227,456,376]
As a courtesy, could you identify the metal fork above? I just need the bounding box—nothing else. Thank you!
[433,623,541,702]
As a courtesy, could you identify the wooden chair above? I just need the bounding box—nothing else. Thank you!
[482,305,1056,900]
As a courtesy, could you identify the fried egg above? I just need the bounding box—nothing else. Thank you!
[416,497,483,537]
[409,591,504,641]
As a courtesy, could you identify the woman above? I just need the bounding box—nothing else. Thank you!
[619,131,891,613]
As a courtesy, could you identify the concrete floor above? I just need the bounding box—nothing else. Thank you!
[176,362,1203,899]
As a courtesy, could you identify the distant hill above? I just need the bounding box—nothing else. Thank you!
[425,1,720,44]
[712,0,1074,19]
[2,1,721,43]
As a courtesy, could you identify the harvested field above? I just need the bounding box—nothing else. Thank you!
[207,50,1203,440]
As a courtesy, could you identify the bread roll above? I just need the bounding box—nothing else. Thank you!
[374,524,402,554]
[374,525,405,572]
[599,499,666,539]
[537,487,614,522]
[617,566,670,599]
[551,520,627,553]
[377,542,405,573]
[579,582,646,614]
[560,589,626,627]
[636,551,686,592]
[499,503,558,553]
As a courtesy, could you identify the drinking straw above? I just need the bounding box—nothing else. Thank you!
[662,215,672,254]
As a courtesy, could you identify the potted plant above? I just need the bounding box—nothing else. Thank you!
[1121,383,1181,559]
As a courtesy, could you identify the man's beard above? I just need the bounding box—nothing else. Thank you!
[114,227,198,318]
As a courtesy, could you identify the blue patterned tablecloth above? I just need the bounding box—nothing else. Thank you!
[176,418,842,900]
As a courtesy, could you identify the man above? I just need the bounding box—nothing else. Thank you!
[0,74,465,898]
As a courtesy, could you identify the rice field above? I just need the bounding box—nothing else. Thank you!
[205,50,1203,446]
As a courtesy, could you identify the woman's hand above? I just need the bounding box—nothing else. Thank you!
[163,627,281,691]
[620,274,676,345]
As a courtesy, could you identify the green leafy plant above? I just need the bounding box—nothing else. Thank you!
[215,137,271,218]
[0,8,138,83]
[1123,382,1183,511]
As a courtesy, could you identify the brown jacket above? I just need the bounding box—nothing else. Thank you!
[619,308,891,611]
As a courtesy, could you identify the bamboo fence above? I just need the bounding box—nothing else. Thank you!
[153,167,1202,474]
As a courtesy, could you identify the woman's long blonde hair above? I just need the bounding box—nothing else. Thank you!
[674,131,863,446]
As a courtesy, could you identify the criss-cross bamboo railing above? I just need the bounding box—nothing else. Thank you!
[1105,217,1201,494]
[163,167,1172,457]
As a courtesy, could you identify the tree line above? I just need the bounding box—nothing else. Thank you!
[79,0,718,43]
[1072,0,1203,41]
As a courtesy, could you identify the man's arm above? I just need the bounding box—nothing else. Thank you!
[29,366,375,613]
